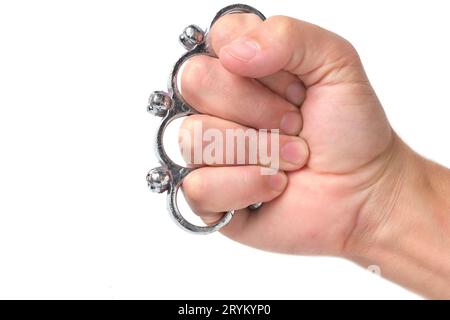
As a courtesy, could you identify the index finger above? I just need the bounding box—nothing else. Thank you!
[209,13,306,106]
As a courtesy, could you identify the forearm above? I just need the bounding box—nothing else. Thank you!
[348,136,450,299]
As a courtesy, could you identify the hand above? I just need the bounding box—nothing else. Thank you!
[178,14,450,298]
[179,14,392,254]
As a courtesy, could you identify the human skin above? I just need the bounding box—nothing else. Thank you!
[178,14,450,299]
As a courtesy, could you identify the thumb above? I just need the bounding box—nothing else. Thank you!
[218,16,366,87]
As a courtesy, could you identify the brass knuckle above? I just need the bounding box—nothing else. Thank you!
[146,4,266,234]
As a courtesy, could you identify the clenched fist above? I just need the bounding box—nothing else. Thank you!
[178,14,450,299]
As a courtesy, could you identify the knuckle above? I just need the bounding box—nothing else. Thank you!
[268,15,297,35]
[326,37,363,75]
[333,35,359,59]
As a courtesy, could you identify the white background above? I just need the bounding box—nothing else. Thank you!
[0,0,449,299]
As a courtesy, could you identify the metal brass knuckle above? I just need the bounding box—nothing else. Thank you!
[146,4,266,234]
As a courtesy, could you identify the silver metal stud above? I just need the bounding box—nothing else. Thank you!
[147,91,172,117]
[179,25,205,50]
[146,167,171,193]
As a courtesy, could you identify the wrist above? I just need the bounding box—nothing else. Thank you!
[344,134,450,298]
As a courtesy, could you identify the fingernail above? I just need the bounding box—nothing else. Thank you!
[281,140,308,166]
[286,82,304,106]
[268,172,287,192]
[222,38,260,62]
[280,111,302,135]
